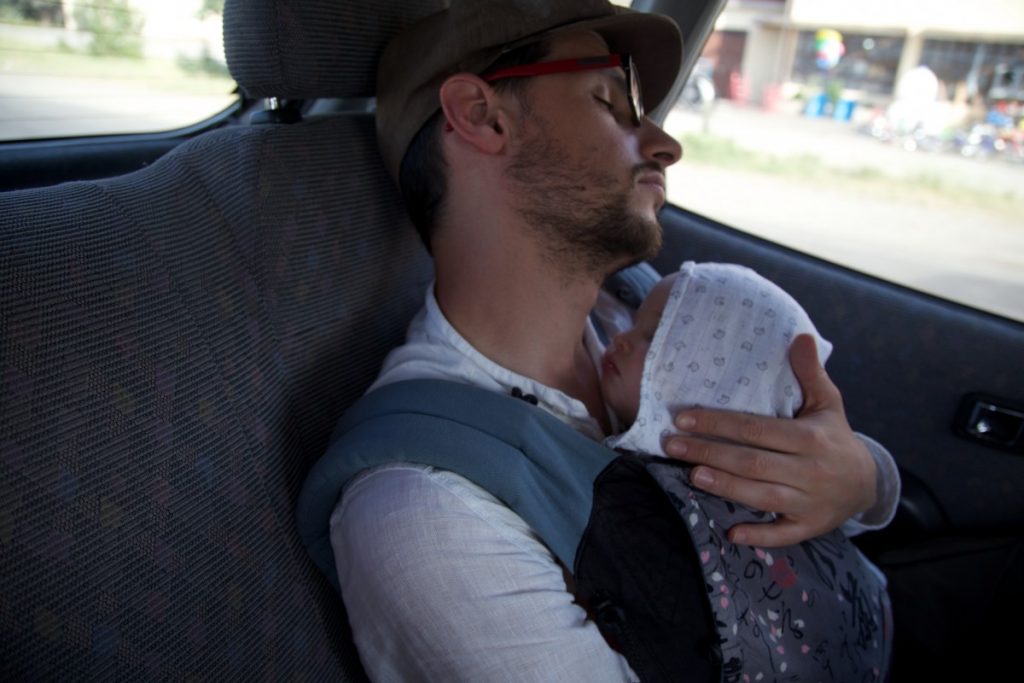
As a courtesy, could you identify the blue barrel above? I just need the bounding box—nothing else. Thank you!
[804,92,828,117]
[833,98,857,121]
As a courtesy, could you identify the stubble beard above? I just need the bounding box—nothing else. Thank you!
[505,130,663,282]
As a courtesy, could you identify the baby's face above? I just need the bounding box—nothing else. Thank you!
[600,275,674,427]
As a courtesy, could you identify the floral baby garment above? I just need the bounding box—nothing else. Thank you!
[605,262,891,680]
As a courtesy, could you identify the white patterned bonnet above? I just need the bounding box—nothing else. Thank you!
[607,261,833,455]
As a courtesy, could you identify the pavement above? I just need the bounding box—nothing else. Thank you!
[0,73,234,140]
[662,101,1024,322]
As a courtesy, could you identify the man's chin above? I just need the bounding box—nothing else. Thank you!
[606,237,662,276]
[626,195,663,226]
[635,216,664,258]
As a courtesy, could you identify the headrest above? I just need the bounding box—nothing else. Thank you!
[224,0,448,99]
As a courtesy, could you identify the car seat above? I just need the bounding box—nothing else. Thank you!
[0,0,442,678]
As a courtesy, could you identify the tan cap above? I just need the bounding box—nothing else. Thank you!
[376,0,683,184]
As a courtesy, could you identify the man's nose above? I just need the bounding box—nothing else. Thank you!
[639,117,682,169]
[610,334,631,354]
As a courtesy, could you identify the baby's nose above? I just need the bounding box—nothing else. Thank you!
[610,334,630,354]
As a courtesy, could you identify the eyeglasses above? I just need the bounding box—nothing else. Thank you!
[482,53,643,127]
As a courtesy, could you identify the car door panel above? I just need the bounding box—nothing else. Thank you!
[0,137,184,192]
[653,205,1024,535]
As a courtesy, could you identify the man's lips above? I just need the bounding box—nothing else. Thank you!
[636,171,666,205]
[636,171,665,189]
[601,355,619,376]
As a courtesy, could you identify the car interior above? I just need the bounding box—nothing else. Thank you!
[1,0,1021,680]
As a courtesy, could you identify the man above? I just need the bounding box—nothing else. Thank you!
[327,1,899,680]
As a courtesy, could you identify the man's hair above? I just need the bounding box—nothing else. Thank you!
[398,39,553,254]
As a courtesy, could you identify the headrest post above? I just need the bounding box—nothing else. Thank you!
[250,98,303,125]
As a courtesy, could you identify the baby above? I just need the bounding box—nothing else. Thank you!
[600,261,891,682]
[601,261,830,443]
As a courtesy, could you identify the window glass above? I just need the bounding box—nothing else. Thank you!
[791,31,904,96]
[665,0,1024,322]
[0,0,237,141]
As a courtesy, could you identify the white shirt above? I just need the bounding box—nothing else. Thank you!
[330,283,899,682]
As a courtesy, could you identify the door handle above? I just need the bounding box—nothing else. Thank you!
[955,393,1024,453]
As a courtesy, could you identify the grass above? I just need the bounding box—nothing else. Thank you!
[679,132,1024,216]
[0,36,235,96]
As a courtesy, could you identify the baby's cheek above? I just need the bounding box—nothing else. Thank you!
[623,366,644,417]
[622,374,638,411]
[601,374,629,424]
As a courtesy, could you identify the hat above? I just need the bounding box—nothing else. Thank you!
[376,0,683,183]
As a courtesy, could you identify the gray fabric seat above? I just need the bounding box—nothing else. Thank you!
[0,0,440,678]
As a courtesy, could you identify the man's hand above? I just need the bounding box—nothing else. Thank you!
[662,334,876,547]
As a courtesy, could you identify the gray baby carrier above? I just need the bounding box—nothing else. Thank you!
[297,378,890,682]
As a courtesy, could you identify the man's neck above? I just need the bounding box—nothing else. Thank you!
[433,237,609,429]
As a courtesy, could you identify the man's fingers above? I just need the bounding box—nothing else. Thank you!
[671,409,813,454]
[686,462,800,515]
[667,437,800,487]
[727,518,817,549]
[789,333,842,414]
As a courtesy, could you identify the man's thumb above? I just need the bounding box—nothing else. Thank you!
[790,333,837,412]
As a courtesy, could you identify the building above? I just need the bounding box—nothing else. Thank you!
[705,0,1024,112]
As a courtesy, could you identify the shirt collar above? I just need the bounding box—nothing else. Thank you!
[420,284,608,441]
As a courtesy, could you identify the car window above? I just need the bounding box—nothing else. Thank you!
[0,0,237,141]
[663,0,1024,323]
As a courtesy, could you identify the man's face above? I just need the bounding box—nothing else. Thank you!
[600,274,674,427]
[503,31,682,278]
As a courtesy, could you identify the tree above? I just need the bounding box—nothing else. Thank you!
[74,0,144,58]
[199,0,224,19]
[1,0,65,25]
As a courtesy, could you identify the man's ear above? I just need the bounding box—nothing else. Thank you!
[438,74,513,156]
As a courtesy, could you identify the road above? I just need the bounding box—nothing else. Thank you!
[0,73,234,140]
[664,102,1024,322]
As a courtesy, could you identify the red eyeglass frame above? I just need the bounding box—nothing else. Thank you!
[481,53,643,127]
